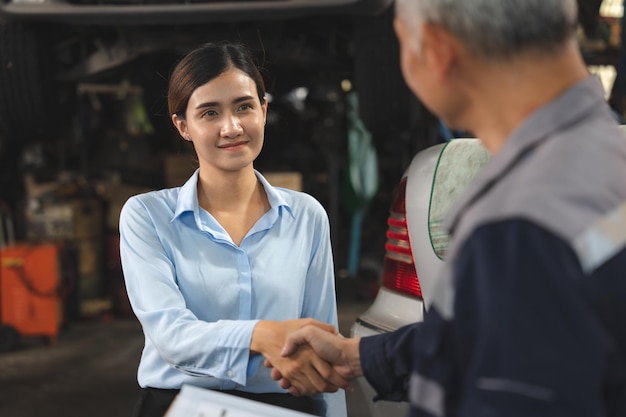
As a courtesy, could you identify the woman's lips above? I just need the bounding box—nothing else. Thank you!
[219,141,247,149]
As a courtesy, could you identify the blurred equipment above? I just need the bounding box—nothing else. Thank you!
[0,202,67,352]
[578,0,605,39]
[344,92,379,279]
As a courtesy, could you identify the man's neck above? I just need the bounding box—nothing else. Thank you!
[464,40,590,153]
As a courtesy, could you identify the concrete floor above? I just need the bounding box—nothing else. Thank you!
[0,301,374,417]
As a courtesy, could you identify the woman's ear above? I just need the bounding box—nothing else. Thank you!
[262,96,268,124]
[171,113,190,140]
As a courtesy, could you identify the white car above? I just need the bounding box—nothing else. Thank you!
[350,138,491,417]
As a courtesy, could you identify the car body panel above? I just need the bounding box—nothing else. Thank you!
[352,287,424,334]
[407,138,490,306]
[351,138,490,417]
[404,143,447,306]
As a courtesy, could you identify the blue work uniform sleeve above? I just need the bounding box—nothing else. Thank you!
[360,322,422,402]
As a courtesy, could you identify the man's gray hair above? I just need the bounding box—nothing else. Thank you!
[395,0,578,59]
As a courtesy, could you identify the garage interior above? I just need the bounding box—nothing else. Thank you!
[0,0,624,415]
[0,0,623,345]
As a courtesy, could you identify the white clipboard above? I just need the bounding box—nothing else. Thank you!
[165,385,317,417]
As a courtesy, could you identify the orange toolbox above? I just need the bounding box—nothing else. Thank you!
[0,203,67,352]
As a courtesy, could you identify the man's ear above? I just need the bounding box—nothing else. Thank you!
[171,113,189,140]
[421,23,461,82]
[393,16,424,92]
[394,16,420,55]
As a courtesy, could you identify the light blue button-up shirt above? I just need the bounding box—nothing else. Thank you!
[119,169,346,416]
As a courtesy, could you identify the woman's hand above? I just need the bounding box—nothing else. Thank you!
[265,325,361,396]
[251,319,350,396]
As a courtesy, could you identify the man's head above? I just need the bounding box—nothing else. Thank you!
[393,0,582,145]
[394,0,578,60]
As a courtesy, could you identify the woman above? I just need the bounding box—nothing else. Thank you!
[119,42,347,417]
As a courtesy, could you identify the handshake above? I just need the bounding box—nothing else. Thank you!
[252,319,364,396]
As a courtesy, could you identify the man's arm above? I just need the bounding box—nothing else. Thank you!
[358,322,424,402]
[277,321,423,401]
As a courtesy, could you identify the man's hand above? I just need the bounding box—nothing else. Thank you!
[266,325,363,396]
[250,319,349,396]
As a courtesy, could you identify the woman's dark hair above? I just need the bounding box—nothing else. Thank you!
[167,42,266,119]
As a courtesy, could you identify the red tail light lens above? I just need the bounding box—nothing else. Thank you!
[382,177,423,299]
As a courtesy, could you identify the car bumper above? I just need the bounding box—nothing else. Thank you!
[349,287,423,417]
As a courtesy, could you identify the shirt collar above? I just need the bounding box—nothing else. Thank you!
[172,169,200,221]
[171,169,294,222]
[255,171,295,219]
[443,75,608,235]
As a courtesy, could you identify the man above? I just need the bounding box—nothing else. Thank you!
[272,0,626,416]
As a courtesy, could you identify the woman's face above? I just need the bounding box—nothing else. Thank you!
[173,67,267,174]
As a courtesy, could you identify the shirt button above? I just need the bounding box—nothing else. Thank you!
[227,370,235,378]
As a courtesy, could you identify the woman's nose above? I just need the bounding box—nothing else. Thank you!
[220,114,243,137]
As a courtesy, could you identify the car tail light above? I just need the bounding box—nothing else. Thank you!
[382,177,423,299]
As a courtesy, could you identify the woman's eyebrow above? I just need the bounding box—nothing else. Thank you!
[195,101,219,110]
[232,95,255,104]
[194,96,255,110]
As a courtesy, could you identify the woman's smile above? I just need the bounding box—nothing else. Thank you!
[219,141,248,150]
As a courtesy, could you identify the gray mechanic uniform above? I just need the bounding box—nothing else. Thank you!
[359,76,626,417]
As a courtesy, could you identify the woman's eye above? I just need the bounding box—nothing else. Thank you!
[202,110,218,117]
[238,104,252,111]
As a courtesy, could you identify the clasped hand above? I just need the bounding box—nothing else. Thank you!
[260,324,362,397]
[251,319,348,396]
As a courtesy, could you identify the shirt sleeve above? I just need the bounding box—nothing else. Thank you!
[453,220,609,417]
[119,196,257,386]
[360,322,422,402]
